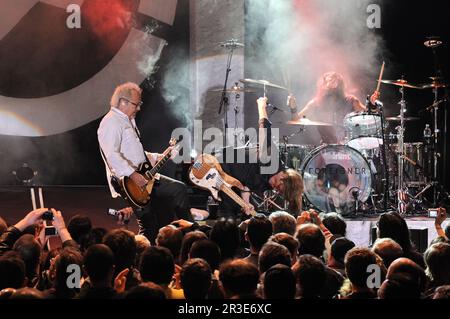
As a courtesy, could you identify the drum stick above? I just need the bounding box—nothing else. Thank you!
[30,188,37,211]
[376,61,385,93]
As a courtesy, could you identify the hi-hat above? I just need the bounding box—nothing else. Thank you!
[239,79,288,90]
[379,79,423,89]
[287,118,333,126]
[386,115,420,121]
[420,77,448,89]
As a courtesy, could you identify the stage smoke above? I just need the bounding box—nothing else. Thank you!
[246,0,385,104]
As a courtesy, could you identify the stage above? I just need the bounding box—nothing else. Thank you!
[1,186,447,251]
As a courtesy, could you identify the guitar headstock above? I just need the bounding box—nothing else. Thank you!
[169,138,178,147]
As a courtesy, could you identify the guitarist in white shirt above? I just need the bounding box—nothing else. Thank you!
[98,82,193,243]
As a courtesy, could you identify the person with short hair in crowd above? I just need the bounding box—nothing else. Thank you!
[76,244,118,299]
[219,259,260,299]
[372,238,404,269]
[156,225,184,264]
[244,214,273,267]
[268,233,299,265]
[424,242,450,295]
[210,218,241,262]
[343,247,379,299]
[293,254,327,299]
[268,211,297,236]
[43,247,83,299]
[180,258,212,299]
[139,246,184,299]
[322,212,347,238]
[103,228,140,290]
[328,237,355,276]
[263,264,296,299]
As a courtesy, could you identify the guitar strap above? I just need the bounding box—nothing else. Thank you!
[98,145,122,195]
[131,121,154,170]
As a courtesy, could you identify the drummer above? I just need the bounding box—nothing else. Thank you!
[288,71,380,143]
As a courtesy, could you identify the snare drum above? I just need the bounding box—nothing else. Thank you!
[280,144,315,171]
[301,144,373,214]
[344,112,383,152]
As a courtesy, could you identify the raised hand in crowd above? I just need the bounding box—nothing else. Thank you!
[14,208,49,232]
[51,209,72,243]
[172,264,182,290]
[114,268,130,293]
[434,207,448,239]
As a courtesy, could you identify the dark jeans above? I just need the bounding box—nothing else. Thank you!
[135,175,193,244]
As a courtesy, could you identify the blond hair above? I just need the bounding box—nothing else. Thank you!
[282,169,304,215]
[110,82,142,108]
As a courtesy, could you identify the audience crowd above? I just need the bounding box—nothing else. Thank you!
[0,206,449,299]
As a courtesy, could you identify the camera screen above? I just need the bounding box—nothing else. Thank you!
[45,226,57,236]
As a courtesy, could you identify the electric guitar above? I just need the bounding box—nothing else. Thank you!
[113,138,179,209]
[189,154,257,216]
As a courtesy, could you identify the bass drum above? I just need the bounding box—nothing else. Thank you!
[301,145,373,214]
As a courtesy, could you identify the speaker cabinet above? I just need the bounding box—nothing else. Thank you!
[371,227,428,253]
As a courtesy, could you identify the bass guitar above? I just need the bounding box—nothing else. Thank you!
[189,153,256,216]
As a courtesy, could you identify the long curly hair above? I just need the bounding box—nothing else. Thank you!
[316,71,346,102]
[282,169,304,215]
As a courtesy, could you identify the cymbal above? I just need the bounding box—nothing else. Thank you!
[379,79,423,89]
[386,115,420,121]
[287,118,333,126]
[239,79,288,90]
[420,79,448,89]
[209,86,255,93]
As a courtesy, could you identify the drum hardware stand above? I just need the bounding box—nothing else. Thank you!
[395,83,408,216]
[371,96,390,212]
[424,36,448,205]
[349,187,362,216]
[251,190,284,212]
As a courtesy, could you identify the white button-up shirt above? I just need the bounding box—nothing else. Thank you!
[97,107,157,197]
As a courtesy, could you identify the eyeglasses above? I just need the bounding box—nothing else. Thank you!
[120,97,143,108]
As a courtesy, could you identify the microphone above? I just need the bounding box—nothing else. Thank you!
[374,100,383,108]
[366,95,372,114]
[349,187,361,199]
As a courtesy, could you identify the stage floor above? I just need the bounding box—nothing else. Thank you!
[1,186,448,249]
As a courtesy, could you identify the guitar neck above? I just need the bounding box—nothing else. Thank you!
[146,147,173,179]
[220,185,256,215]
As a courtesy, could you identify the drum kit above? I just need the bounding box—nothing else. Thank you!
[212,38,449,217]
[237,74,449,217]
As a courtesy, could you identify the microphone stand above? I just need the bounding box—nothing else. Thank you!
[218,40,239,147]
